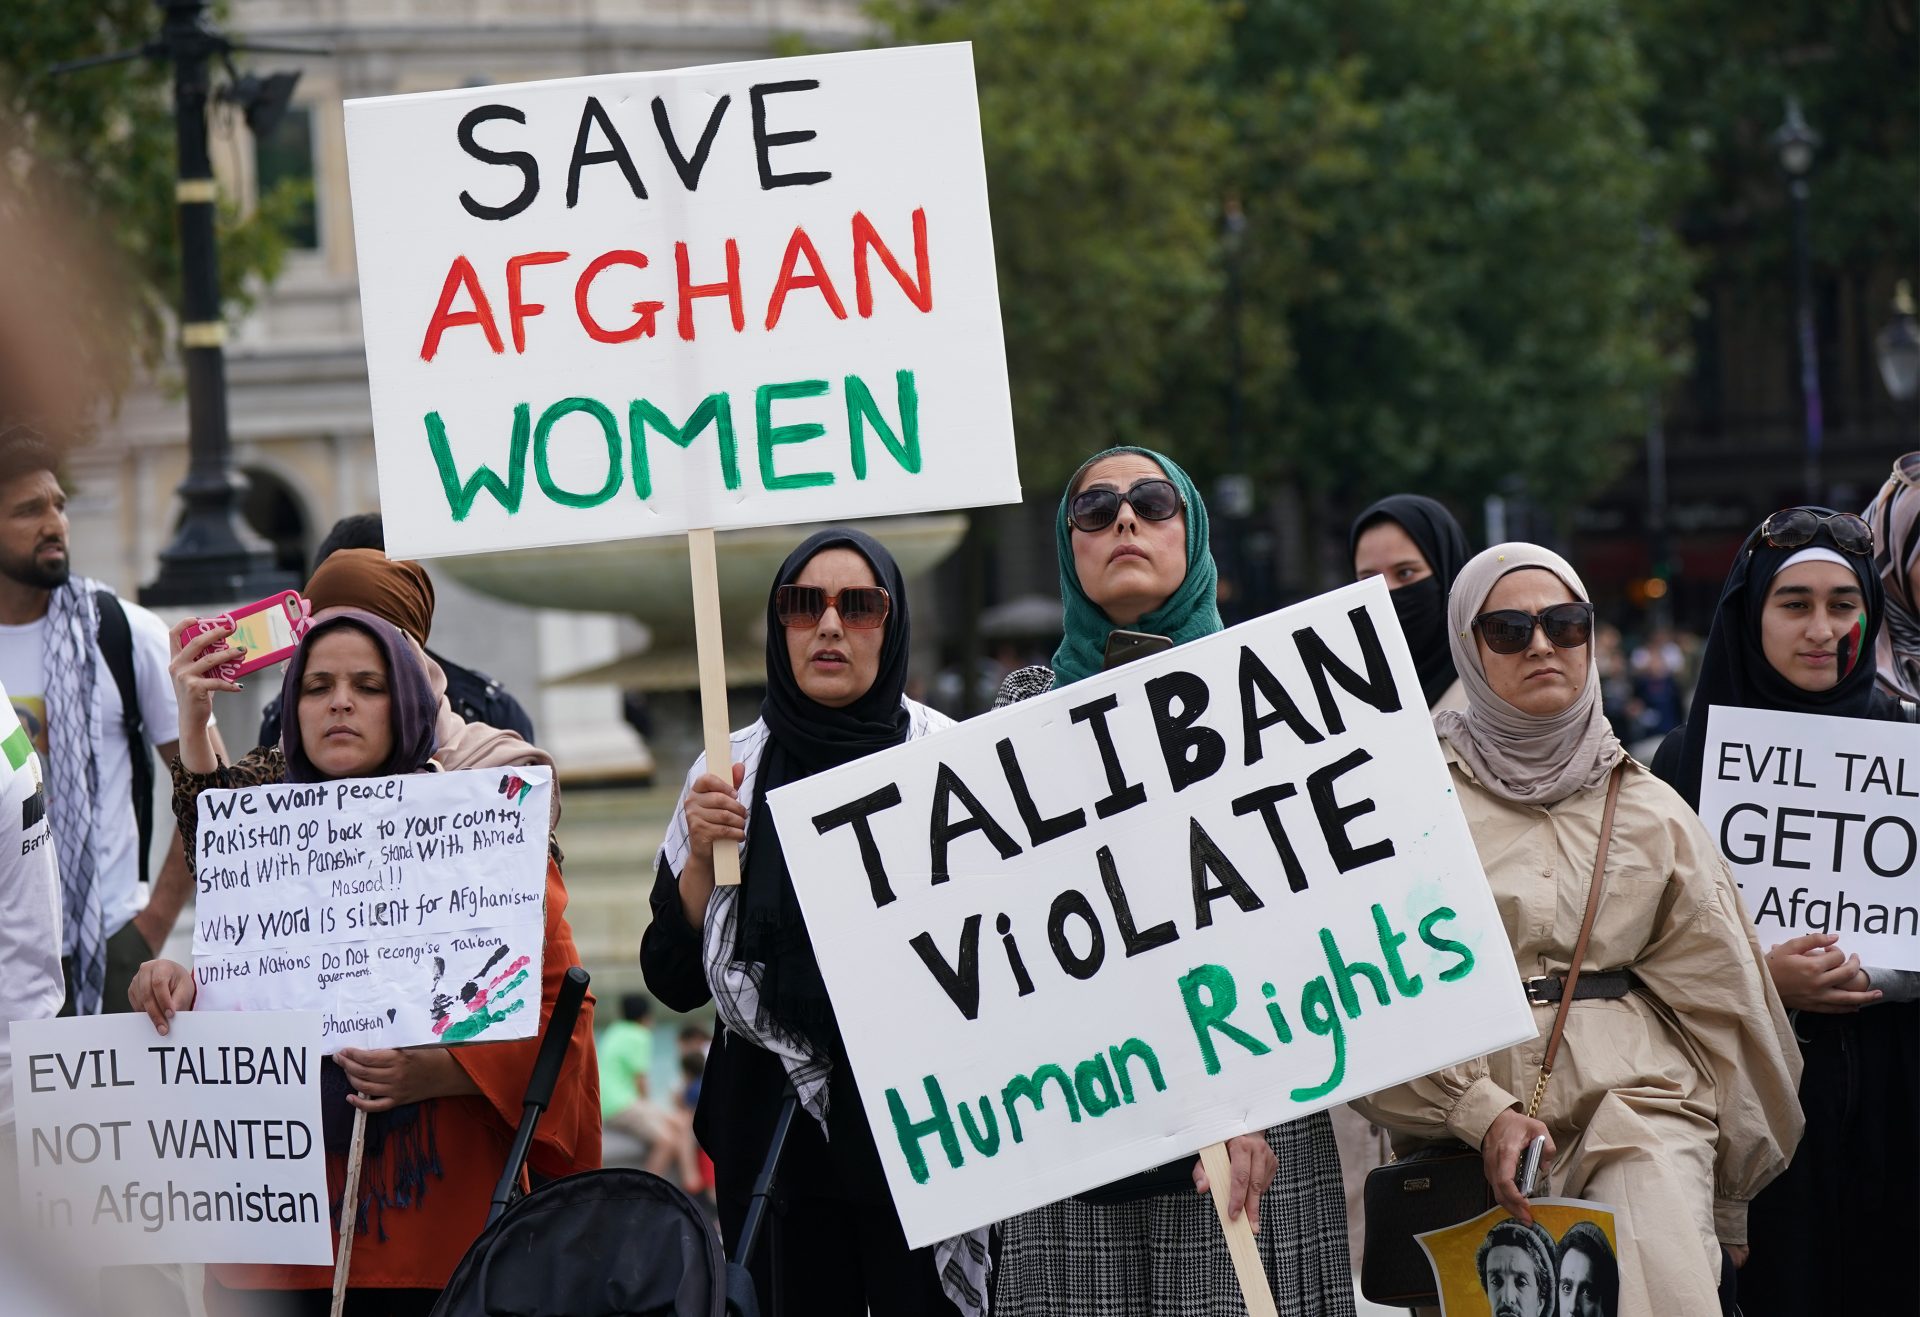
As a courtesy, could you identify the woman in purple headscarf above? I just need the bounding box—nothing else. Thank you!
[131,609,600,1316]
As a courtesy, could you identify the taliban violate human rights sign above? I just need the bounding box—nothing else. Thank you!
[767,578,1537,1248]
[344,43,1019,558]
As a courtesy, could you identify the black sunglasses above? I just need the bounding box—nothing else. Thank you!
[1068,477,1183,534]
[774,584,891,630]
[1758,507,1874,557]
[1471,602,1596,655]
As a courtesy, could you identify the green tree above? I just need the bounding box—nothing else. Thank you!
[875,0,1236,490]
[0,2,301,402]
[875,0,1694,536]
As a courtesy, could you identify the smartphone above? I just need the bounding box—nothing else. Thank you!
[180,591,311,681]
[1515,1134,1547,1199]
[1102,629,1172,671]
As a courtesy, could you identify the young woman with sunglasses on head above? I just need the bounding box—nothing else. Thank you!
[1354,544,1801,1317]
[638,529,982,1317]
[991,446,1354,1317]
[1649,506,1918,1316]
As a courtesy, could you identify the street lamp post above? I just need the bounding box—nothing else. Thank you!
[1215,197,1254,621]
[1877,281,1920,406]
[53,0,321,606]
[141,0,298,606]
[1773,98,1824,505]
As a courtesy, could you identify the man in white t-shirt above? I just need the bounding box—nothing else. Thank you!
[0,676,61,1132]
[0,430,195,1016]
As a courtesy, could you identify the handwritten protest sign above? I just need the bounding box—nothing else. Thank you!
[1697,705,1920,969]
[344,43,1019,559]
[191,767,553,1050]
[11,1012,330,1266]
[766,578,1535,1247]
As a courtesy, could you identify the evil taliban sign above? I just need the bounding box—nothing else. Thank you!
[1696,704,1920,969]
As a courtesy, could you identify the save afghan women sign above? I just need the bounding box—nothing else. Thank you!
[343,43,1019,558]
[767,578,1536,1248]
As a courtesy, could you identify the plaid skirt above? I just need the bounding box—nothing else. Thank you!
[991,1113,1356,1317]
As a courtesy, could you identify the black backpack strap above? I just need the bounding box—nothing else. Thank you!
[94,590,153,885]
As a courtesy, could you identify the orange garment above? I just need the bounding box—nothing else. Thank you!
[210,857,601,1292]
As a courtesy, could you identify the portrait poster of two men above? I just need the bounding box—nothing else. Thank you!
[1418,1200,1620,1317]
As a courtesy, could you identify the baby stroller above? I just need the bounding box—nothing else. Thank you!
[431,969,798,1317]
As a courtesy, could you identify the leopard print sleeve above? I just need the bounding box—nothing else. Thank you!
[170,746,288,872]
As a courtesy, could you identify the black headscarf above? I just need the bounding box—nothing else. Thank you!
[1654,510,1885,809]
[1349,494,1472,707]
[738,527,912,1050]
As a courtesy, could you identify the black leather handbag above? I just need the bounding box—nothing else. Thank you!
[1359,763,1623,1308]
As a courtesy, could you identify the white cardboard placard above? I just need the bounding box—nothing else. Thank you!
[11,1012,331,1265]
[1697,704,1920,968]
[191,767,552,1051]
[344,43,1019,558]
[767,578,1536,1247]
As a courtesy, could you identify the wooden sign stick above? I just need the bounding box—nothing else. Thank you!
[688,527,742,886]
[1197,1139,1279,1317]
[329,1106,370,1317]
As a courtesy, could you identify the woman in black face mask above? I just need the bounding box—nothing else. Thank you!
[1335,495,1474,1278]
[1351,494,1473,710]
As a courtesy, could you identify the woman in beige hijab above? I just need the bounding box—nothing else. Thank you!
[1354,544,1802,1317]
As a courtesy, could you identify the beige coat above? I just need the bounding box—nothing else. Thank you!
[1355,745,1803,1316]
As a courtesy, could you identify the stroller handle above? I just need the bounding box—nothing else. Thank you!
[527,966,591,1110]
[489,965,592,1226]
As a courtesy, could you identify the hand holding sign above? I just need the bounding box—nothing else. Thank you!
[1763,932,1880,1012]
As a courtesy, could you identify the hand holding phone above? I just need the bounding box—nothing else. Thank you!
[179,591,312,681]
[1514,1133,1547,1200]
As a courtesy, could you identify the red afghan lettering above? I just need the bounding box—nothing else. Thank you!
[419,255,504,361]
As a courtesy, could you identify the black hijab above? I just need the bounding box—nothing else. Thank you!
[738,527,912,1051]
[1654,511,1885,809]
[1350,494,1472,707]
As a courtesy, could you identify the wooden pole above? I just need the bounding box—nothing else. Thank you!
[1197,1139,1279,1317]
[329,1106,369,1317]
[688,527,741,885]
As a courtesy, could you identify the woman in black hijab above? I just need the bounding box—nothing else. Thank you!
[1350,494,1472,710]
[640,528,981,1317]
[1651,507,1918,1316]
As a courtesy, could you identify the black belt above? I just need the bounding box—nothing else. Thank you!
[1524,969,1637,1006]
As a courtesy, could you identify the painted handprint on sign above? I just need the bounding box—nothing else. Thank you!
[428,941,533,1042]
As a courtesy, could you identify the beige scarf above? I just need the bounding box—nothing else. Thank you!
[415,639,562,830]
[1433,543,1622,804]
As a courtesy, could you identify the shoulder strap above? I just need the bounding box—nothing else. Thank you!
[1527,762,1624,1118]
[94,590,153,885]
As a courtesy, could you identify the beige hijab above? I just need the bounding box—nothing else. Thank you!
[1865,460,1920,702]
[1433,543,1622,805]
[302,583,561,829]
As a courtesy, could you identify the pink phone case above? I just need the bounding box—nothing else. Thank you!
[181,592,313,681]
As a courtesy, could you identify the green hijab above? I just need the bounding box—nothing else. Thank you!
[1051,445,1223,687]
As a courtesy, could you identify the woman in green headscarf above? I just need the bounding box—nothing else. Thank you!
[991,447,1355,1317]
